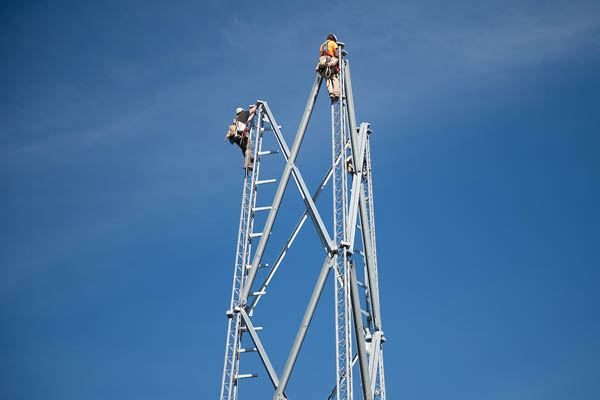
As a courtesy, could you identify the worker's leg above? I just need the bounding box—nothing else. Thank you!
[326,76,334,98]
[234,137,245,155]
[326,74,340,100]
[242,138,252,168]
[331,73,340,98]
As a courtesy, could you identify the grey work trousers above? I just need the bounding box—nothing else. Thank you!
[234,135,252,168]
[326,72,340,99]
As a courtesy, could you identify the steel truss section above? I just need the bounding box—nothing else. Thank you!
[219,48,387,400]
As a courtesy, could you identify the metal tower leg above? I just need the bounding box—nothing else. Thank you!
[332,59,353,400]
[220,107,266,400]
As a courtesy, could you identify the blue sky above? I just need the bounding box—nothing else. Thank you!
[1,0,599,399]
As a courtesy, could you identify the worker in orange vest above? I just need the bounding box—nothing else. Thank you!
[224,105,256,170]
[315,34,340,102]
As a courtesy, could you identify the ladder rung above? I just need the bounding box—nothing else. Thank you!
[253,206,273,212]
[239,348,257,353]
[261,123,282,130]
[256,179,276,185]
[250,232,263,238]
[236,373,258,380]
[258,150,279,156]
[246,263,269,270]
[241,326,263,331]
[357,280,368,289]
[361,309,371,317]
[252,291,266,296]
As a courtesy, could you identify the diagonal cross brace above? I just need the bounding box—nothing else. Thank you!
[260,101,335,255]
[273,255,334,400]
[247,148,346,313]
[239,309,287,398]
[240,75,333,307]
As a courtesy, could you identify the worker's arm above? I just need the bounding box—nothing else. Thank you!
[248,105,257,122]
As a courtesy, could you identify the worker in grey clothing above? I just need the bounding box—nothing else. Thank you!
[225,105,256,170]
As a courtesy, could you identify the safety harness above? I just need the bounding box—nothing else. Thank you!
[320,40,335,56]
[318,40,339,78]
[236,114,251,140]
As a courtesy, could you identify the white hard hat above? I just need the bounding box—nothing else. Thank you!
[236,107,244,114]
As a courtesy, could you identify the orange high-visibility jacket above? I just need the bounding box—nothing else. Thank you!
[320,40,338,57]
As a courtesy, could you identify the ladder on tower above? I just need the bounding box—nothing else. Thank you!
[220,102,281,400]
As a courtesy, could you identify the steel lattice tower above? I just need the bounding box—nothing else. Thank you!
[219,46,386,400]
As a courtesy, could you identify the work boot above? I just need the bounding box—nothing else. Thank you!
[244,164,253,171]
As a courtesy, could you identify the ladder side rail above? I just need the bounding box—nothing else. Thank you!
[219,317,235,400]
[232,109,266,394]
[245,107,266,267]
[220,145,254,400]
[220,111,263,400]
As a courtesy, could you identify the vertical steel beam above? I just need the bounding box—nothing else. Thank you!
[345,58,383,332]
[346,122,369,249]
[273,256,333,400]
[240,74,324,306]
[358,186,382,331]
[349,261,374,400]
[368,331,382,394]
[343,61,360,168]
